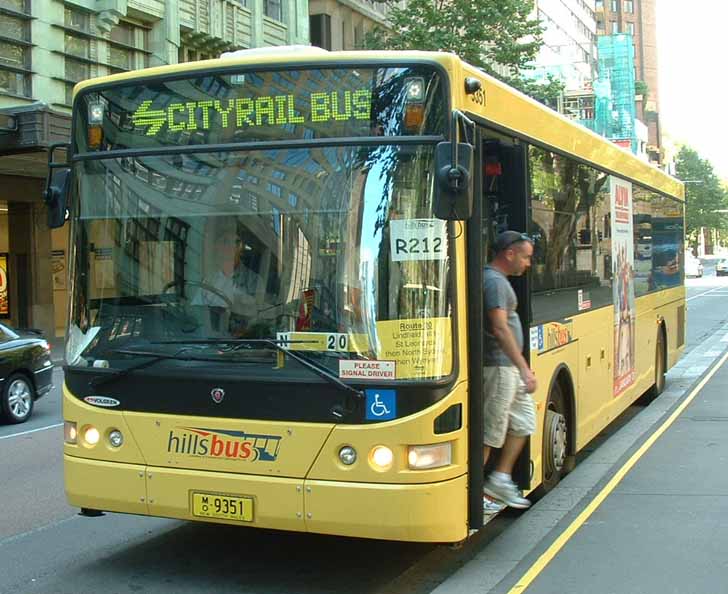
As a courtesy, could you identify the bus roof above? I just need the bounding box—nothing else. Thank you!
[72,48,460,95]
[455,62,683,200]
[73,47,682,200]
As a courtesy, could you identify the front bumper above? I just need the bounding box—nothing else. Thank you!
[64,454,468,543]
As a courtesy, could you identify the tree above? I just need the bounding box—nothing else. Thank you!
[363,0,563,106]
[675,146,728,246]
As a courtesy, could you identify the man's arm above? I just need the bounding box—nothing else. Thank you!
[487,307,537,393]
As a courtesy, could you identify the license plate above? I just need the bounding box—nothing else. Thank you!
[191,492,253,522]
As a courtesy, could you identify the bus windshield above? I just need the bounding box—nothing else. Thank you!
[67,142,454,381]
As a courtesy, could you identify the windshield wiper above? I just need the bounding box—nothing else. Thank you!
[89,347,264,389]
[152,338,365,401]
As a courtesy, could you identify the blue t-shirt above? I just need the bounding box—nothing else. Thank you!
[484,266,523,366]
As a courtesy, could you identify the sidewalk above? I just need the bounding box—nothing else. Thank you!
[521,351,728,593]
[432,324,728,594]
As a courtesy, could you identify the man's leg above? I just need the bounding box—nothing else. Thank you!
[494,434,527,475]
[482,368,533,509]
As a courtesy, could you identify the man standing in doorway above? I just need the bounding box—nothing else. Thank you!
[483,230,537,511]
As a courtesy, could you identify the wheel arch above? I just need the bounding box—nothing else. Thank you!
[658,318,667,371]
[546,363,576,457]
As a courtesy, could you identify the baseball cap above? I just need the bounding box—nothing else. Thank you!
[494,230,533,253]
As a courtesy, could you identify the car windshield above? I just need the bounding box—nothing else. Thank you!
[66,144,454,382]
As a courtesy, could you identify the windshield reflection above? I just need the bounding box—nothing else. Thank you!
[68,144,453,381]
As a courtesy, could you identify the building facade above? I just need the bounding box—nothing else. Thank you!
[308,0,391,51]
[594,0,661,164]
[531,0,597,93]
[0,0,308,341]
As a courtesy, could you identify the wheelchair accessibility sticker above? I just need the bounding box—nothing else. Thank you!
[365,389,397,421]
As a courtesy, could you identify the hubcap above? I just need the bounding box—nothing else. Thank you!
[545,409,567,475]
[8,379,32,418]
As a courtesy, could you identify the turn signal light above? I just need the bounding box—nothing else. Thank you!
[87,126,103,149]
[404,104,425,130]
[64,421,77,444]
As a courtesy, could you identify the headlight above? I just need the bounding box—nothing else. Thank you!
[83,426,100,446]
[408,442,452,470]
[369,445,394,470]
[64,421,77,444]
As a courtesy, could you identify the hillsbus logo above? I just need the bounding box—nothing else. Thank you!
[167,426,282,462]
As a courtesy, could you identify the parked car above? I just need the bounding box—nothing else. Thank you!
[716,259,728,277]
[685,254,704,278]
[0,323,53,424]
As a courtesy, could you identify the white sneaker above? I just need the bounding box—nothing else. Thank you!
[483,496,506,515]
[483,475,531,509]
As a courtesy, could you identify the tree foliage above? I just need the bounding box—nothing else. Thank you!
[363,0,563,106]
[675,146,728,240]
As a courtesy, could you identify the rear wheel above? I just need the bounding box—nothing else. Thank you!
[542,381,573,492]
[1,374,35,424]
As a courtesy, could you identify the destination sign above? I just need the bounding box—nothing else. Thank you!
[75,66,446,151]
[132,90,374,136]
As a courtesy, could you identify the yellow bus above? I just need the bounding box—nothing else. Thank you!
[45,47,685,544]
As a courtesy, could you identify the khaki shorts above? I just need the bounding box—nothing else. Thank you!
[483,366,536,448]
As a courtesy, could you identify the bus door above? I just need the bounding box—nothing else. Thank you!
[485,138,532,489]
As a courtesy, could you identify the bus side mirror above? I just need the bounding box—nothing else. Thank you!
[43,167,71,229]
[433,141,473,220]
[43,142,71,229]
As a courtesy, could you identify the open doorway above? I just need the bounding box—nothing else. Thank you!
[467,130,533,529]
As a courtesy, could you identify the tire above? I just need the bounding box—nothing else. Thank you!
[1,373,35,424]
[541,381,573,493]
[642,328,666,404]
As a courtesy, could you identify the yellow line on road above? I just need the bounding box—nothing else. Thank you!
[508,349,728,593]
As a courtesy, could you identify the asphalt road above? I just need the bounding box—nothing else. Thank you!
[1,274,727,594]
